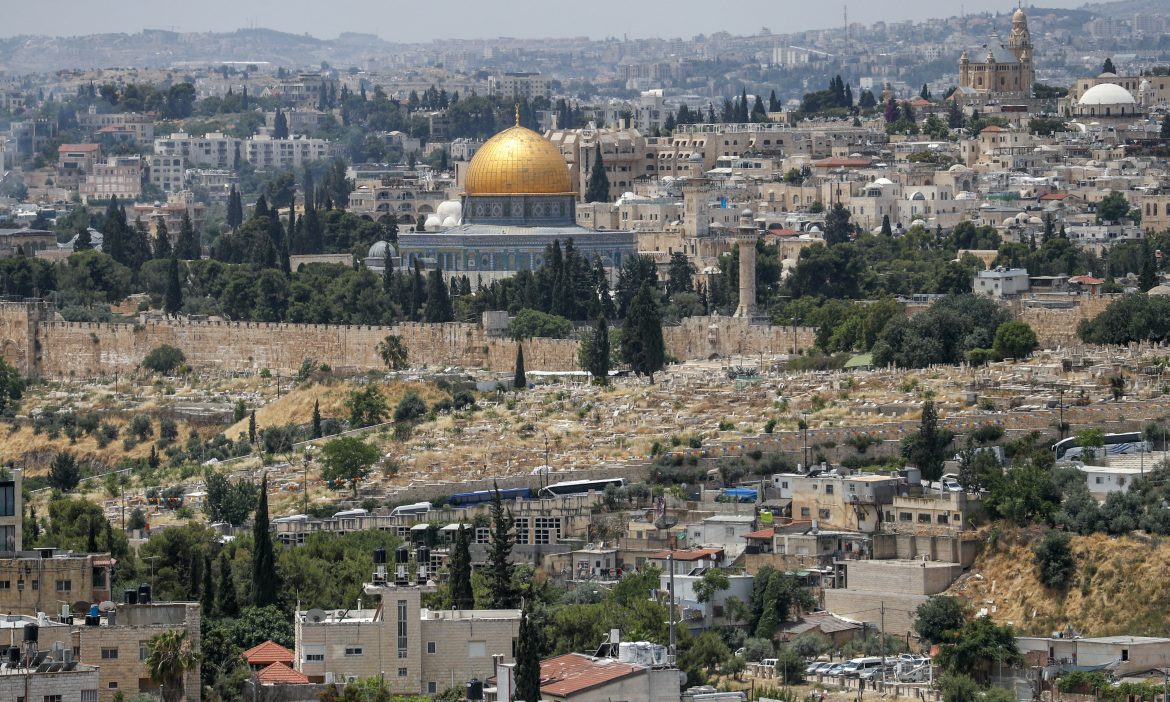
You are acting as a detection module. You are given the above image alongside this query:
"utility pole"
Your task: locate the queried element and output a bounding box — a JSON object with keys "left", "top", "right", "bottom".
{"left": 880, "top": 601, "right": 886, "bottom": 686}
{"left": 668, "top": 553, "right": 677, "bottom": 662}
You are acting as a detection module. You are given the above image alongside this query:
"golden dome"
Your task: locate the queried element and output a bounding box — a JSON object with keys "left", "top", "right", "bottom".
{"left": 464, "top": 125, "right": 573, "bottom": 196}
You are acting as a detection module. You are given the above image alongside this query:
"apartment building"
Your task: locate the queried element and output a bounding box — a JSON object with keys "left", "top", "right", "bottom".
{"left": 0, "top": 550, "right": 115, "bottom": 615}
{"left": 295, "top": 548, "right": 520, "bottom": 695}
{"left": 771, "top": 470, "right": 903, "bottom": 533}
{"left": 488, "top": 72, "right": 552, "bottom": 100}
{"left": 77, "top": 110, "right": 154, "bottom": 143}
{"left": 57, "top": 143, "right": 102, "bottom": 187}
{"left": 80, "top": 157, "right": 143, "bottom": 201}
{"left": 242, "top": 134, "right": 345, "bottom": 169}
{"left": 154, "top": 132, "right": 240, "bottom": 169}
{"left": 130, "top": 197, "right": 207, "bottom": 240}
{"left": 145, "top": 155, "right": 187, "bottom": 193}
{"left": 0, "top": 659, "right": 100, "bottom": 702}
{"left": 69, "top": 601, "right": 201, "bottom": 702}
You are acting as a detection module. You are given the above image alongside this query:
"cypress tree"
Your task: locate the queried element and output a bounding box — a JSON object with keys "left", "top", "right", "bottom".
{"left": 514, "top": 598, "right": 543, "bottom": 702}
{"left": 164, "top": 257, "right": 182, "bottom": 316}
{"left": 424, "top": 267, "right": 453, "bottom": 322}
{"left": 311, "top": 399, "right": 322, "bottom": 439}
{"left": 409, "top": 259, "right": 426, "bottom": 321}
{"left": 153, "top": 219, "right": 172, "bottom": 259}
{"left": 226, "top": 186, "right": 244, "bottom": 229}
{"left": 513, "top": 345, "right": 526, "bottom": 390}
{"left": 449, "top": 524, "right": 474, "bottom": 610}
{"left": 485, "top": 483, "right": 517, "bottom": 609}
{"left": 248, "top": 411, "right": 257, "bottom": 444}
{"left": 175, "top": 210, "right": 200, "bottom": 260}
{"left": 584, "top": 144, "right": 610, "bottom": 203}
{"left": 273, "top": 109, "right": 289, "bottom": 138}
{"left": 251, "top": 473, "right": 279, "bottom": 607}
{"left": 881, "top": 214, "right": 892, "bottom": 236}
{"left": 584, "top": 316, "right": 610, "bottom": 385}
{"left": 102, "top": 195, "right": 126, "bottom": 264}
{"left": 620, "top": 281, "right": 665, "bottom": 383}
{"left": 200, "top": 554, "right": 215, "bottom": 615}
{"left": 216, "top": 552, "right": 238, "bottom": 617}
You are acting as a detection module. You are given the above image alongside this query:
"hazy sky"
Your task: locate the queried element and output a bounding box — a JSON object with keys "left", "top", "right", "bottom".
{"left": 3, "top": 0, "right": 1088, "bottom": 41}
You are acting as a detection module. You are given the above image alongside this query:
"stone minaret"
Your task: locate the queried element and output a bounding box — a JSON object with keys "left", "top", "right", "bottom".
{"left": 733, "top": 209, "right": 759, "bottom": 318}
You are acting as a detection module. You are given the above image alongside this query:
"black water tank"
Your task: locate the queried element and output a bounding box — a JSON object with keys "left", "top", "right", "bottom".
{"left": 125, "top": 588, "right": 138, "bottom": 605}
{"left": 7, "top": 646, "right": 19, "bottom": 664}
{"left": 138, "top": 583, "right": 152, "bottom": 604}
{"left": 466, "top": 678, "right": 484, "bottom": 701}
{"left": 23, "top": 623, "right": 37, "bottom": 644}
{"left": 373, "top": 547, "right": 386, "bottom": 565}
{"left": 416, "top": 546, "right": 430, "bottom": 565}
{"left": 395, "top": 545, "right": 409, "bottom": 564}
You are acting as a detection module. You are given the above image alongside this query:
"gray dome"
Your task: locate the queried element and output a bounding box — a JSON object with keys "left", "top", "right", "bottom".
{"left": 368, "top": 241, "right": 396, "bottom": 259}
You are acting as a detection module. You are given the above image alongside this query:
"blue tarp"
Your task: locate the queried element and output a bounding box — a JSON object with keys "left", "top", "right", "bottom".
{"left": 722, "top": 488, "right": 758, "bottom": 501}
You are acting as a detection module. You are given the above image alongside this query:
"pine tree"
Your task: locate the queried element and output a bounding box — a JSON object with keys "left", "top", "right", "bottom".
{"left": 513, "top": 345, "right": 526, "bottom": 390}
{"left": 485, "top": 483, "right": 517, "bottom": 609}
{"left": 164, "top": 257, "right": 182, "bottom": 316}
{"left": 252, "top": 473, "right": 279, "bottom": 607}
{"left": 153, "top": 219, "right": 172, "bottom": 259}
{"left": 200, "top": 554, "right": 215, "bottom": 615}
{"left": 583, "top": 316, "right": 610, "bottom": 385}
{"left": 585, "top": 144, "right": 610, "bottom": 203}
{"left": 216, "top": 552, "right": 238, "bottom": 618}
{"left": 620, "top": 281, "right": 665, "bottom": 383}
{"left": 449, "top": 524, "right": 474, "bottom": 609}
{"left": 311, "top": 399, "right": 322, "bottom": 439}
{"left": 514, "top": 598, "right": 543, "bottom": 702}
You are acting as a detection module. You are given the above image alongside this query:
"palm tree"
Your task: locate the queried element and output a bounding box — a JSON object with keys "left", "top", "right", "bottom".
{"left": 145, "top": 630, "right": 199, "bottom": 702}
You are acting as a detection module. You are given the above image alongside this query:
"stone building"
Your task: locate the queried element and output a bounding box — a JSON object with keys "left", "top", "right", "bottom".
{"left": 0, "top": 549, "right": 114, "bottom": 614}
{"left": 295, "top": 555, "right": 520, "bottom": 695}
{"left": 958, "top": 6, "right": 1034, "bottom": 98}
{"left": 73, "top": 601, "right": 201, "bottom": 702}
{"left": 0, "top": 660, "right": 101, "bottom": 702}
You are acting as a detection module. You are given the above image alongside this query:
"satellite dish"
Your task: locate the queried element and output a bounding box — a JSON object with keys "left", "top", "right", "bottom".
{"left": 306, "top": 609, "right": 327, "bottom": 623}
{"left": 72, "top": 601, "right": 90, "bottom": 614}
{"left": 98, "top": 601, "right": 116, "bottom": 612}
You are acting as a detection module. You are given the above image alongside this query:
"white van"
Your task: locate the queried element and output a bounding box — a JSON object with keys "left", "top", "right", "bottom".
{"left": 842, "top": 657, "right": 883, "bottom": 677}
{"left": 390, "top": 501, "right": 432, "bottom": 517}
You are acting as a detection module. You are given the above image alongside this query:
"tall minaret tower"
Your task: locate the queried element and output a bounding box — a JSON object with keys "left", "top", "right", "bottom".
{"left": 732, "top": 209, "right": 759, "bottom": 318}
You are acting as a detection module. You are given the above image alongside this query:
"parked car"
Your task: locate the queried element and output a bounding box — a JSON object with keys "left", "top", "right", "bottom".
{"left": 842, "top": 657, "right": 884, "bottom": 678}
{"left": 825, "top": 663, "right": 847, "bottom": 677}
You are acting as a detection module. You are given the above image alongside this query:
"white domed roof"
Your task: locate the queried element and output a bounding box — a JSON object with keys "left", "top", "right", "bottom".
{"left": 368, "top": 240, "right": 395, "bottom": 259}
{"left": 1028, "top": 216, "right": 1043, "bottom": 224}
{"left": 1098, "top": 72, "right": 1118, "bottom": 79}
{"left": 441, "top": 215, "right": 459, "bottom": 227}
{"left": 436, "top": 200, "right": 462, "bottom": 220}
{"left": 948, "top": 164, "right": 970, "bottom": 172}
{"left": 424, "top": 213, "right": 442, "bottom": 231}
{"left": 872, "top": 177, "right": 894, "bottom": 186}
{"left": 1079, "top": 83, "right": 1136, "bottom": 106}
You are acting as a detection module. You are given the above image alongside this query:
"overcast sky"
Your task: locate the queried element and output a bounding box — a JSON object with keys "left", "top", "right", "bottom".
{"left": 3, "top": 1, "right": 1087, "bottom": 41}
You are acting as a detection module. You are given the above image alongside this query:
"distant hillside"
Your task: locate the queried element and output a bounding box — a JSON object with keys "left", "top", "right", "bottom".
{"left": 1081, "top": 0, "right": 1170, "bottom": 19}
{"left": 947, "top": 528, "right": 1170, "bottom": 637}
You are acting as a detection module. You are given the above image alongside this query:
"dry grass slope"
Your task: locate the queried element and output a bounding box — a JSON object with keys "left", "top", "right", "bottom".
{"left": 947, "top": 528, "right": 1170, "bottom": 636}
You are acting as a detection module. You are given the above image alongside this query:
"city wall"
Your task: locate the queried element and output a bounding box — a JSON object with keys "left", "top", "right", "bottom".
{"left": 0, "top": 297, "right": 1111, "bottom": 379}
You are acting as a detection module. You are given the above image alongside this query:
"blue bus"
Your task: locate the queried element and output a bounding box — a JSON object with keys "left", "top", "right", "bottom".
{"left": 447, "top": 487, "right": 532, "bottom": 507}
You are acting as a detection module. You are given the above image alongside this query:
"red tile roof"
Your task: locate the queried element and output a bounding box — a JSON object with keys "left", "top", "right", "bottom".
{"left": 243, "top": 640, "right": 295, "bottom": 666}
{"left": 1039, "top": 192, "right": 1069, "bottom": 200}
{"left": 539, "top": 653, "right": 643, "bottom": 697}
{"left": 648, "top": 547, "right": 723, "bottom": 561}
{"left": 257, "top": 662, "right": 309, "bottom": 685}
{"left": 57, "top": 143, "right": 100, "bottom": 152}
{"left": 744, "top": 527, "right": 775, "bottom": 540}
{"left": 1070, "top": 275, "right": 1104, "bottom": 285}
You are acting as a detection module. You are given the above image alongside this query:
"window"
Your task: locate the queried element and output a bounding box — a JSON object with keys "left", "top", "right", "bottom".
{"left": 1122, "top": 649, "right": 1130, "bottom": 662}
{"left": 397, "top": 599, "right": 408, "bottom": 659}
{"left": 44, "top": 696, "right": 63, "bottom": 702}
{"left": 800, "top": 507, "right": 811, "bottom": 518}
{"left": 899, "top": 512, "right": 913, "bottom": 522}
{"left": 398, "top": 668, "right": 408, "bottom": 678}
{"left": 918, "top": 514, "right": 931, "bottom": 523}
{"left": 345, "top": 647, "right": 363, "bottom": 656}
{"left": 514, "top": 517, "right": 530, "bottom": 545}
{"left": 938, "top": 514, "right": 949, "bottom": 525}
{"left": 0, "top": 481, "right": 14, "bottom": 517}
{"left": 101, "top": 648, "right": 118, "bottom": 660}
{"left": 56, "top": 580, "right": 72, "bottom": 593}
{"left": 82, "top": 693, "right": 99, "bottom": 702}
{"left": 108, "top": 682, "right": 119, "bottom": 689}
{"left": 427, "top": 642, "right": 436, "bottom": 654}
{"left": 306, "top": 652, "right": 324, "bottom": 662}
{"left": 468, "top": 641, "right": 487, "bottom": 658}
{"left": 0, "top": 581, "right": 8, "bottom": 590}
{"left": 825, "top": 484, "right": 834, "bottom": 495}
{"left": 0, "top": 526, "right": 14, "bottom": 552}
{"left": 428, "top": 682, "right": 438, "bottom": 694}
{"left": 818, "top": 509, "right": 831, "bottom": 520}
{"left": 139, "top": 642, "right": 149, "bottom": 661}
{"left": 304, "top": 644, "right": 324, "bottom": 662}
{"left": 534, "top": 517, "right": 561, "bottom": 545}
